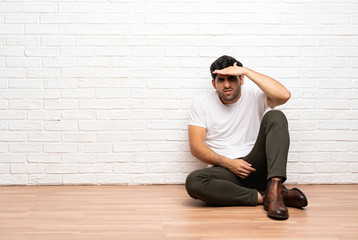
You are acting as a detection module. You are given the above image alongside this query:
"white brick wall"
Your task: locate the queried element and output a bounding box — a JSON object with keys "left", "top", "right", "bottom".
{"left": 0, "top": 0, "right": 357, "bottom": 185}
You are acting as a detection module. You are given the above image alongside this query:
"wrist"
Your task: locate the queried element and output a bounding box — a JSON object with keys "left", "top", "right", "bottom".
{"left": 241, "top": 67, "right": 251, "bottom": 76}
{"left": 218, "top": 155, "right": 232, "bottom": 168}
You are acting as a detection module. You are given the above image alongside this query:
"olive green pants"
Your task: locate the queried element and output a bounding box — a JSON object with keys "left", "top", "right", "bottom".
{"left": 185, "top": 110, "right": 290, "bottom": 206}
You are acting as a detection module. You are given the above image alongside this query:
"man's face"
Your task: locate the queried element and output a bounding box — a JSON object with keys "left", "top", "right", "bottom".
{"left": 212, "top": 74, "right": 243, "bottom": 104}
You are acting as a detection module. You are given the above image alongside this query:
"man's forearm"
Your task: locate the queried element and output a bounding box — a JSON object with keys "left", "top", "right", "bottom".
{"left": 190, "top": 141, "right": 256, "bottom": 179}
{"left": 190, "top": 141, "right": 231, "bottom": 167}
{"left": 243, "top": 67, "right": 291, "bottom": 107}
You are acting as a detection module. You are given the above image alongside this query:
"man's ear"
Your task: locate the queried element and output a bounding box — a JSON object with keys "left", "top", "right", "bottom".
{"left": 212, "top": 79, "right": 217, "bottom": 89}
{"left": 240, "top": 75, "right": 244, "bottom": 85}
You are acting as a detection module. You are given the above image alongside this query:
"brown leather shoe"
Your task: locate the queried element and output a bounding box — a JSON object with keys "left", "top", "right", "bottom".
{"left": 282, "top": 185, "right": 308, "bottom": 208}
{"left": 263, "top": 179, "right": 289, "bottom": 220}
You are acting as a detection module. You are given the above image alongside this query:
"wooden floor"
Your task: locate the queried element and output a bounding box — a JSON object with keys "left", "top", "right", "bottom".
{"left": 0, "top": 185, "right": 357, "bottom": 240}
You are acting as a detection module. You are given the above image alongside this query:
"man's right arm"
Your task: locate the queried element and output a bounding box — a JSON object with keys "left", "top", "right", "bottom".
{"left": 188, "top": 125, "right": 256, "bottom": 179}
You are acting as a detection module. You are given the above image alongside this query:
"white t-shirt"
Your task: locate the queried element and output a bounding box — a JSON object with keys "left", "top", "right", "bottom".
{"left": 188, "top": 81, "right": 269, "bottom": 159}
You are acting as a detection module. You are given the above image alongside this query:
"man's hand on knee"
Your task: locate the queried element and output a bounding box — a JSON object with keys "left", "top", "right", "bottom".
{"left": 224, "top": 159, "right": 256, "bottom": 179}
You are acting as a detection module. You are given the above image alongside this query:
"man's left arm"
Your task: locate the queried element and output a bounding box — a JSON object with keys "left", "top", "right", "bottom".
{"left": 213, "top": 63, "right": 291, "bottom": 108}
{"left": 243, "top": 67, "right": 291, "bottom": 108}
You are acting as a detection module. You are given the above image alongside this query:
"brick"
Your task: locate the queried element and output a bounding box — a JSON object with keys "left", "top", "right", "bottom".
{"left": 61, "top": 111, "right": 95, "bottom": 120}
{"left": 113, "top": 163, "right": 147, "bottom": 174}
{"left": 78, "top": 79, "right": 111, "bottom": 88}
{"left": 316, "top": 142, "right": 350, "bottom": 152}
{"left": 9, "top": 80, "right": 43, "bottom": 89}
{"left": 131, "top": 174, "right": 165, "bottom": 185}
{"left": 0, "top": 79, "right": 8, "bottom": 88}
{"left": 147, "top": 121, "right": 182, "bottom": 130}
{"left": 0, "top": 68, "right": 25, "bottom": 78}
{"left": 112, "top": 121, "right": 146, "bottom": 131}
{"left": 332, "top": 173, "right": 358, "bottom": 184}
{"left": 28, "top": 154, "right": 61, "bottom": 163}
{"left": 25, "top": 24, "right": 59, "bottom": 35}
{"left": 11, "top": 164, "right": 43, "bottom": 174}
{"left": 45, "top": 164, "right": 78, "bottom": 174}
{"left": 62, "top": 153, "right": 96, "bottom": 163}
{"left": 77, "top": 58, "right": 111, "bottom": 67}
{"left": 0, "top": 111, "right": 26, "bottom": 120}
{"left": 96, "top": 153, "right": 130, "bottom": 163}
{"left": 133, "top": 152, "right": 164, "bottom": 163}
{"left": 28, "top": 133, "right": 61, "bottom": 142}
{"left": 61, "top": 89, "right": 95, "bottom": 99}
{"left": 40, "top": 14, "right": 73, "bottom": 24}
{"left": 61, "top": 68, "right": 95, "bottom": 78}
{"left": 10, "top": 143, "right": 42, "bottom": 153}
{"left": 62, "top": 174, "right": 96, "bottom": 185}
{"left": 44, "top": 100, "right": 78, "bottom": 110}
{"left": 95, "top": 89, "right": 130, "bottom": 99}
{"left": 298, "top": 174, "right": 332, "bottom": 184}
{"left": 96, "top": 174, "right": 130, "bottom": 185}
{"left": 79, "top": 121, "right": 112, "bottom": 131}
{"left": 59, "top": 24, "right": 127, "bottom": 35}
{"left": 27, "top": 69, "right": 60, "bottom": 79}
{"left": 9, "top": 121, "right": 42, "bottom": 131}
{"left": 0, "top": 154, "right": 27, "bottom": 163}
{"left": 145, "top": 99, "right": 181, "bottom": 109}
{"left": 61, "top": 47, "right": 95, "bottom": 57}
{"left": 0, "top": 100, "right": 8, "bottom": 110}
{"left": 0, "top": 24, "right": 24, "bottom": 34}
{"left": 0, "top": 175, "right": 27, "bottom": 185}
{"left": 43, "top": 58, "right": 77, "bottom": 68}
{"left": 62, "top": 133, "right": 96, "bottom": 142}
{"left": 165, "top": 47, "right": 198, "bottom": 57}
{"left": 28, "top": 111, "right": 60, "bottom": 121}
{"left": 79, "top": 100, "right": 112, "bottom": 109}
{"left": 25, "top": 47, "right": 58, "bottom": 57}
{"left": 79, "top": 164, "right": 112, "bottom": 173}
{"left": 6, "top": 57, "right": 41, "bottom": 68}
{"left": 131, "top": 131, "right": 166, "bottom": 141}
{"left": 147, "top": 142, "right": 187, "bottom": 152}
{"left": 44, "top": 144, "right": 77, "bottom": 153}
{"left": 0, "top": 164, "right": 10, "bottom": 174}
{"left": 316, "top": 99, "right": 350, "bottom": 110}
{"left": 112, "top": 100, "right": 145, "bottom": 109}
{"left": 300, "top": 110, "right": 333, "bottom": 120}
{"left": 317, "top": 121, "right": 350, "bottom": 130}
{"left": 96, "top": 110, "right": 130, "bottom": 120}
{"left": 28, "top": 175, "right": 62, "bottom": 185}
{"left": 0, "top": 3, "right": 22, "bottom": 13}
{"left": 113, "top": 141, "right": 146, "bottom": 152}
{"left": 44, "top": 121, "right": 78, "bottom": 131}
{"left": 44, "top": 79, "right": 78, "bottom": 89}
{"left": 27, "top": 90, "right": 60, "bottom": 99}
{"left": 334, "top": 153, "right": 358, "bottom": 162}
{"left": 76, "top": 36, "right": 111, "bottom": 46}
{"left": 6, "top": 36, "right": 40, "bottom": 46}
{"left": 95, "top": 47, "right": 130, "bottom": 56}
{"left": 78, "top": 143, "right": 112, "bottom": 153}
{"left": 289, "top": 142, "right": 315, "bottom": 152}
{"left": 22, "top": 3, "right": 57, "bottom": 13}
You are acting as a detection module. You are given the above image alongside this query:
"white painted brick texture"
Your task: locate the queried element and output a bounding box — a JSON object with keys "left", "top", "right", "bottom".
{"left": 0, "top": 0, "right": 357, "bottom": 185}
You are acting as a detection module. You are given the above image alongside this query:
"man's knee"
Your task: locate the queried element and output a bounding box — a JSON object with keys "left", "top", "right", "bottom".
{"left": 263, "top": 110, "right": 288, "bottom": 127}
{"left": 185, "top": 170, "right": 205, "bottom": 199}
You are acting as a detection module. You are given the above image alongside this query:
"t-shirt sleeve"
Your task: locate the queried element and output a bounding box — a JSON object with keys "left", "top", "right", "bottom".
{"left": 249, "top": 81, "right": 269, "bottom": 112}
{"left": 188, "top": 96, "right": 207, "bottom": 128}
{"left": 258, "top": 89, "right": 269, "bottom": 111}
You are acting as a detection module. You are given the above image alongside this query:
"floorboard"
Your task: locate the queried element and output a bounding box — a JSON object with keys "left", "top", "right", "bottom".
{"left": 0, "top": 185, "right": 357, "bottom": 240}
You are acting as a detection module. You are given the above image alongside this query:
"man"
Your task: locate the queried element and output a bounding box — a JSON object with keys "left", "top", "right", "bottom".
{"left": 185, "top": 55, "right": 307, "bottom": 220}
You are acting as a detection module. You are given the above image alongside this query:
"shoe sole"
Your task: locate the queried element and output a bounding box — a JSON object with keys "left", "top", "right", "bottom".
{"left": 267, "top": 212, "right": 289, "bottom": 220}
